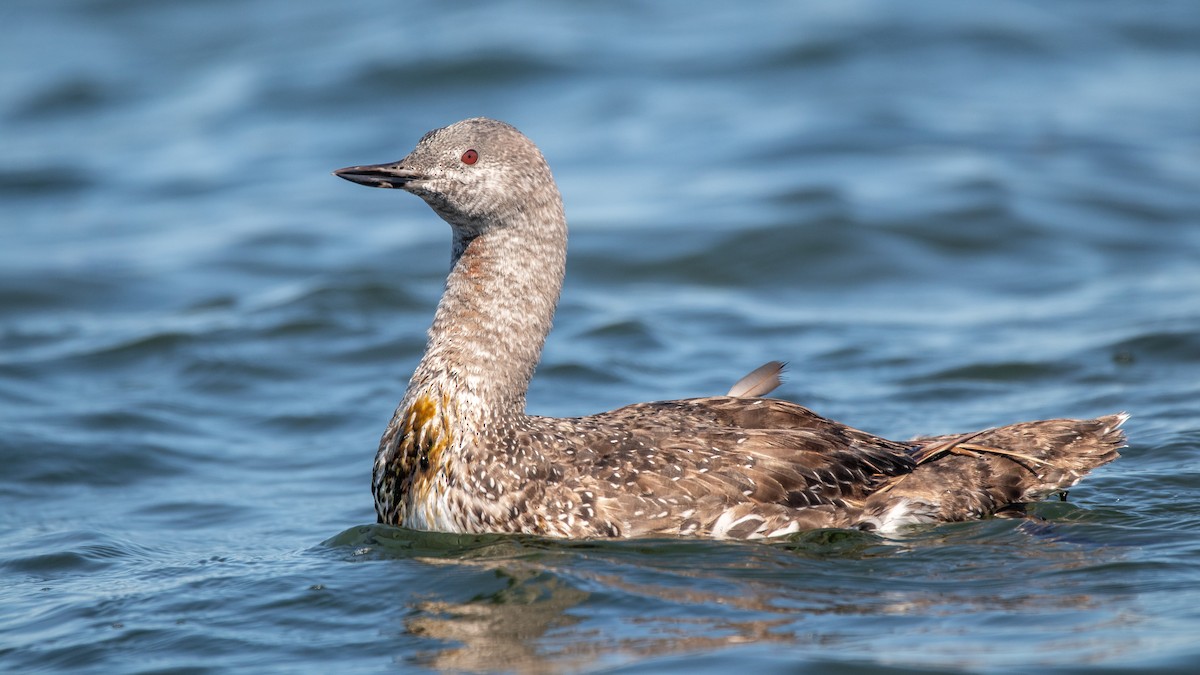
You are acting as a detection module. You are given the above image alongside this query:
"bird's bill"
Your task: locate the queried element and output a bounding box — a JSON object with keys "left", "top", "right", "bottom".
{"left": 333, "top": 162, "right": 420, "bottom": 189}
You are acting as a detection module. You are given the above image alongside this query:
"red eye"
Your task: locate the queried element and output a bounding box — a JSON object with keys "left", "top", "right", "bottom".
{"left": 461, "top": 149, "right": 478, "bottom": 165}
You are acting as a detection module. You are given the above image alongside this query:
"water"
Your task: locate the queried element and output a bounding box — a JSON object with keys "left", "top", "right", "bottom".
{"left": 2, "top": 0, "right": 1199, "bottom": 672}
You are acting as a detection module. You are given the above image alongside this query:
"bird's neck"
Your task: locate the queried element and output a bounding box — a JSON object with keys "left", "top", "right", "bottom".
{"left": 406, "top": 202, "right": 567, "bottom": 418}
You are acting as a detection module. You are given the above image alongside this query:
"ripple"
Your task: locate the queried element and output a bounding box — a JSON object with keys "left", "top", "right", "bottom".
{"left": 908, "top": 360, "right": 1078, "bottom": 384}
{"left": 1, "top": 530, "right": 160, "bottom": 577}
{"left": 0, "top": 164, "right": 97, "bottom": 197}
{"left": 1109, "top": 330, "right": 1200, "bottom": 365}
{"left": 348, "top": 51, "right": 568, "bottom": 94}
{"left": 2, "top": 435, "right": 190, "bottom": 490}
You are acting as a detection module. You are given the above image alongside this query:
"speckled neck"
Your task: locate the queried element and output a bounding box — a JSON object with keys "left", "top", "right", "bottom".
{"left": 406, "top": 186, "right": 568, "bottom": 416}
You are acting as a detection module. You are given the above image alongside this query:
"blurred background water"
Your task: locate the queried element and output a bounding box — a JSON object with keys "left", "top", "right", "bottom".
{"left": 2, "top": 0, "right": 1199, "bottom": 672}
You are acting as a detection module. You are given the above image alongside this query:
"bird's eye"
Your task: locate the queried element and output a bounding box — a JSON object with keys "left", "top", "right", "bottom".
{"left": 461, "top": 149, "right": 479, "bottom": 165}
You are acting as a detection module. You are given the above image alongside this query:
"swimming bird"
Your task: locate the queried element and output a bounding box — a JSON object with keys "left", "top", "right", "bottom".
{"left": 334, "top": 117, "right": 1125, "bottom": 538}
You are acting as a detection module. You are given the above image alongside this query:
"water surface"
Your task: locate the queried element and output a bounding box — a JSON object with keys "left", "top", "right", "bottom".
{"left": 3, "top": 1, "right": 1199, "bottom": 672}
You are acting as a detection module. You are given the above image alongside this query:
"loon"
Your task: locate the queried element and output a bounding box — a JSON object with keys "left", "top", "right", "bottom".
{"left": 334, "top": 117, "right": 1125, "bottom": 539}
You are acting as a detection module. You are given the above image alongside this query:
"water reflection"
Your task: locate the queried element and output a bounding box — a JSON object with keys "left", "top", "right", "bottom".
{"left": 336, "top": 524, "right": 1126, "bottom": 673}
{"left": 405, "top": 569, "right": 590, "bottom": 672}
{"left": 401, "top": 564, "right": 800, "bottom": 673}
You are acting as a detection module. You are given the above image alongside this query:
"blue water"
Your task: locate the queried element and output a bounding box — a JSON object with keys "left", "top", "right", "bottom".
{"left": 3, "top": 1, "right": 1199, "bottom": 672}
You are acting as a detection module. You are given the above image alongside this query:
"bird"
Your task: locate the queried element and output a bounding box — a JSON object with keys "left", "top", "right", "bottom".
{"left": 334, "top": 117, "right": 1125, "bottom": 539}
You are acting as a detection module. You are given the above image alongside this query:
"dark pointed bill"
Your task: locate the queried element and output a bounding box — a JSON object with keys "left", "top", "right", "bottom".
{"left": 333, "top": 162, "right": 420, "bottom": 189}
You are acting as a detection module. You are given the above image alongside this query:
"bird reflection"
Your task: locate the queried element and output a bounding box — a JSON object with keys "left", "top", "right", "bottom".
{"left": 402, "top": 564, "right": 800, "bottom": 673}
{"left": 359, "top": 525, "right": 1116, "bottom": 673}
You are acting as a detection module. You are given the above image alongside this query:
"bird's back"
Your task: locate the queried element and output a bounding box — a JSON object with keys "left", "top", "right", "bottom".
{"left": 449, "top": 398, "right": 1126, "bottom": 538}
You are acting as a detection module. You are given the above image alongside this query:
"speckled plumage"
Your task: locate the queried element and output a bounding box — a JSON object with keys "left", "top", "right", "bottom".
{"left": 334, "top": 117, "right": 1126, "bottom": 538}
